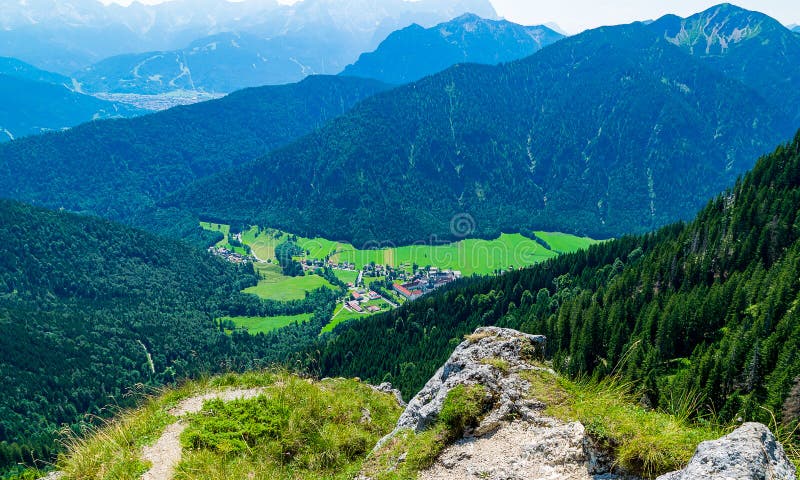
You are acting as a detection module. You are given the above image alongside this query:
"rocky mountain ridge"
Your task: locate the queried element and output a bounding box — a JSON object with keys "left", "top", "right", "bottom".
{"left": 364, "top": 327, "right": 798, "bottom": 480}
{"left": 341, "top": 14, "right": 564, "bottom": 84}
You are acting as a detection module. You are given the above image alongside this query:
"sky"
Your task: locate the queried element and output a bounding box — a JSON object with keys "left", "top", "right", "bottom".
{"left": 98, "top": 0, "right": 800, "bottom": 34}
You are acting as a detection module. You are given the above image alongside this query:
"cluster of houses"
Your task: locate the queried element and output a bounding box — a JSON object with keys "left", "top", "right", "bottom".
{"left": 393, "top": 267, "right": 462, "bottom": 300}
{"left": 345, "top": 289, "right": 384, "bottom": 313}
{"left": 208, "top": 246, "right": 250, "bottom": 264}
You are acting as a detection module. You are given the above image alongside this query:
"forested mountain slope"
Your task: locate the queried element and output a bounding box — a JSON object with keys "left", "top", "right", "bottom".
{"left": 650, "top": 3, "right": 800, "bottom": 125}
{"left": 0, "top": 56, "right": 72, "bottom": 86}
{"left": 316, "top": 132, "right": 800, "bottom": 431}
{"left": 0, "top": 200, "right": 337, "bottom": 473}
{"left": 0, "top": 74, "right": 141, "bottom": 142}
{"left": 341, "top": 14, "right": 564, "bottom": 84}
{"left": 171, "top": 20, "right": 793, "bottom": 245}
{"left": 0, "top": 75, "right": 388, "bottom": 240}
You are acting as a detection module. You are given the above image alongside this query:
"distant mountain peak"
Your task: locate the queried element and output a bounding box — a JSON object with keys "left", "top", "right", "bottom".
{"left": 653, "top": 2, "right": 787, "bottom": 55}
{"left": 544, "top": 22, "right": 569, "bottom": 36}
{"left": 341, "top": 14, "right": 563, "bottom": 84}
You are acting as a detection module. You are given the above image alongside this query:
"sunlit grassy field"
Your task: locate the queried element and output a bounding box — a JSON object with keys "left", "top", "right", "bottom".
{"left": 203, "top": 223, "right": 600, "bottom": 276}
{"left": 244, "top": 263, "right": 334, "bottom": 301}
{"left": 222, "top": 314, "right": 314, "bottom": 335}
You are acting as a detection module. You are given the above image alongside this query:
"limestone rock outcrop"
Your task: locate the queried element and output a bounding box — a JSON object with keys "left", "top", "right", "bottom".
{"left": 374, "top": 327, "right": 631, "bottom": 479}
{"left": 657, "top": 422, "right": 797, "bottom": 480}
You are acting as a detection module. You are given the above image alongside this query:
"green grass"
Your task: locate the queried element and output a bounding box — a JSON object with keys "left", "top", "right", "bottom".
{"left": 321, "top": 304, "right": 370, "bottom": 334}
{"left": 177, "top": 374, "right": 401, "bottom": 480}
{"left": 222, "top": 314, "right": 313, "bottom": 335}
{"left": 55, "top": 371, "right": 403, "bottom": 480}
{"left": 533, "top": 231, "right": 602, "bottom": 253}
{"left": 521, "top": 369, "right": 723, "bottom": 478}
{"left": 245, "top": 263, "right": 334, "bottom": 301}
{"left": 199, "top": 222, "right": 247, "bottom": 255}
{"left": 332, "top": 269, "right": 359, "bottom": 285}
{"left": 200, "top": 221, "right": 230, "bottom": 248}
{"left": 241, "top": 227, "right": 285, "bottom": 262}
{"left": 362, "top": 384, "right": 488, "bottom": 480}
{"left": 204, "top": 223, "right": 599, "bottom": 277}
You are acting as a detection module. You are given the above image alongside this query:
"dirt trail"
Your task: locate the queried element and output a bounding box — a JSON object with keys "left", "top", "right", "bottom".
{"left": 140, "top": 388, "right": 265, "bottom": 480}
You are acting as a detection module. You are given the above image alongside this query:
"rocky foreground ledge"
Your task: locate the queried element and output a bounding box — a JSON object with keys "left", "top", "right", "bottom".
{"left": 367, "top": 326, "right": 797, "bottom": 480}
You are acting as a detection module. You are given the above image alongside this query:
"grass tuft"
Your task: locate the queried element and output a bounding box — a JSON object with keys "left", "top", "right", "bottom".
{"left": 363, "top": 383, "right": 489, "bottom": 479}
{"left": 480, "top": 357, "right": 510, "bottom": 374}
{"left": 521, "top": 369, "right": 723, "bottom": 478}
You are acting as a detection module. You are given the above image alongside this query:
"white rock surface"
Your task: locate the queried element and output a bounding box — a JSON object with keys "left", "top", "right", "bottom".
{"left": 420, "top": 420, "right": 623, "bottom": 480}
{"left": 656, "top": 422, "right": 797, "bottom": 480}
{"left": 372, "top": 327, "right": 631, "bottom": 479}
{"left": 395, "top": 326, "right": 547, "bottom": 434}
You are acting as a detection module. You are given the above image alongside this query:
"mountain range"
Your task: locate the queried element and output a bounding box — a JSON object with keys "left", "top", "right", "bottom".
{"left": 3, "top": 3, "right": 800, "bottom": 477}
{"left": 0, "top": 0, "right": 497, "bottom": 76}
{"left": 75, "top": 13, "right": 563, "bottom": 95}
{"left": 168, "top": 5, "right": 799, "bottom": 245}
{"left": 341, "top": 13, "right": 565, "bottom": 84}
{"left": 0, "top": 75, "right": 388, "bottom": 240}
{"left": 2, "top": 4, "right": 797, "bottom": 246}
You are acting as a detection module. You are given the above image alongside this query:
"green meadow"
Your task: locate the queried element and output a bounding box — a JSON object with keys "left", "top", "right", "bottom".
{"left": 534, "top": 231, "right": 601, "bottom": 253}
{"left": 222, "top": 313, "right": 314, "bottom": 335}
{"left": 202, "top": 223, "right": 601, "bottom": 276}
{"left": 244, "top": 263, "right": 335, "bottom": 302}
{"left": 200, "top": 223, "right": 600, "bottom": 334}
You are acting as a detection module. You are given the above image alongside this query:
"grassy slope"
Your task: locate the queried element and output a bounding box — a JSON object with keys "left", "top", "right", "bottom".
{"left": 55, "top": 371, "right": 402, "bottom": 480}
{"left": 51, "top": 367, "right": 739, "bottom": 480}
{"left": 245, "top": 263, "right": 335, "bottom": 302}
{"left": 321, "top": 300, "right": 394, "bottom": 335}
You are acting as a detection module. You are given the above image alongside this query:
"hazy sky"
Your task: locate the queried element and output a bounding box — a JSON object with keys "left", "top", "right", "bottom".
{"left": 99, "top": 0, "right": 800, "bottom": 34}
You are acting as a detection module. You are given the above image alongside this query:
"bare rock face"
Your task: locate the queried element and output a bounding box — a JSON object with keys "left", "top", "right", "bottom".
{"left": 656, "top": 422, "right": 797, "bottom": 480}
{"left": 419, "top": 420, "right": 620, "bottom": 480}
{"left": 394, "top": 326, "right": 547, "bottom": 435}
{"left": 370, "top": 327, "right": 797, "bottom": 480}
{"left": 375, "top": 327, "right": 631, "bottom": 479}
{"left": 371, "top": 382, "right": 406, "bottom": 407}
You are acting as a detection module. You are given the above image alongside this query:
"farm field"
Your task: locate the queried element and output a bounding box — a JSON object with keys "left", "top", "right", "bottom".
{"left": 244, "top": 263, "right": 335, "bottom": 301}
{"left": 222, "top": 313, "right": 314, "bottom": 335}
{"left": 332, "top": 269, "right": 359, "bottom": 285}
{"left": 534, "top": 231, "right": 602, "bottom": 253}
{"left": 201, "top": 223, "right": 600, "bottom": 276}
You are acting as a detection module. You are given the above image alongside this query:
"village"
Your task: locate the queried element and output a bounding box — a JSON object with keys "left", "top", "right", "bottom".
{"left": 207, "top": 245, "right": 251, "bottom": 264}
{"left": 334, "top": 262, "right": 462, "bottom": 316}
{"left": 294, "top": 253, "right": 464, "bottom": 316}
{"left": 206, "top": 228, "right": 464, "bottom": 321}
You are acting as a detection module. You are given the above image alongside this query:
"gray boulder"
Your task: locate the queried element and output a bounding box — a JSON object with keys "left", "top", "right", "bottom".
{"left": 372, "top": 326, "right": 547, "bottom": 453}
{"left": 371, "top": 382, "right": 406, "bottom": 407}
{"left": 657, "top": 422, "right": 797, "bottom": 480}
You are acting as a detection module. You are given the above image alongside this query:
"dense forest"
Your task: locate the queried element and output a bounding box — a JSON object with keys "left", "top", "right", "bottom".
{"left": 0, "top": 75, "right": 388, "bottom": 243}
{"left": 0, "top": 200, "right": 340, "bottom": 475}
{"left": 315, "top": 132, "right": 800, "bottom": 432}
{"left": 170, "top": 18, "right": 796, "bottom": 246}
